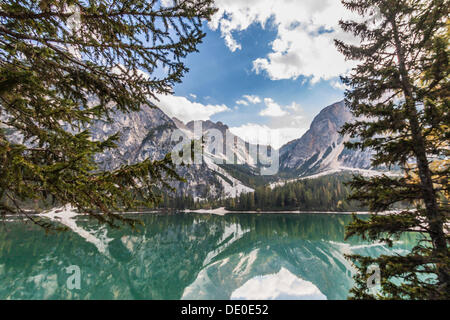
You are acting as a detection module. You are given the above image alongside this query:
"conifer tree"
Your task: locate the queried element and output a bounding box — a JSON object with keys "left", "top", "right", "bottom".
{"left": 0, "top": 0, "right": 216, "bottom": 228}
{"left": 335, "top": 0, "right": 449, "bottom": 299}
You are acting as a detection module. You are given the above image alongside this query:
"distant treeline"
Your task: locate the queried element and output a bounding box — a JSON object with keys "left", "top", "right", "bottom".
{"left": 157, "top": 173, "right": 371, "bottom": 212}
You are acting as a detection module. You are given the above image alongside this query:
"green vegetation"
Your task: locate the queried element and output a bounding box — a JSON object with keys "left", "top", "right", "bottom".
{"left": 336, "top": 0, "right": 449, "bottom": 299}
{"left": 0, "top": 0, "right": 216, "bottom": 228}
{"left": 217, "top": 164, "right": 278, "bottom": 188}
{"left": 157, "top": 173, "right": 371, "bottom": 212}
{"left": 227, "top": 173, "right": 366, "bottom": 212}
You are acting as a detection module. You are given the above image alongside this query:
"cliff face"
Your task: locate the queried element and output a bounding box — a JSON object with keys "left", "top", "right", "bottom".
{"left": 90, "top": 105, "right": 254, "bottom": 199}
{"left": 279, "top": 100, "right": 372, "bottom": 177}
{"left": 88, "top": 99, "right": 375, "bottom": 197}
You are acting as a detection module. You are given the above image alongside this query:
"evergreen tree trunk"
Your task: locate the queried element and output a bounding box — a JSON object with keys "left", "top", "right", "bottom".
{"left": 390, "top": 16, "right": 448, "bottom": 288}
{"left": 335, "top": 0, "right": 449, "bottom": 299}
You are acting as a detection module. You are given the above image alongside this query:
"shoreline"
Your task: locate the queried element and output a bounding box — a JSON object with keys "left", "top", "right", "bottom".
{"left": 3, "top": 207, "right": 398, "bottom": 218}
{"left": 180, "top": 207, "right": 382, "bottom": 216}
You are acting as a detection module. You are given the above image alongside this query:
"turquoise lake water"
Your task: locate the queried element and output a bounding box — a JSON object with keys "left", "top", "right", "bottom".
{"left": 0, "top": 213, "right": 418, "bottom": 300}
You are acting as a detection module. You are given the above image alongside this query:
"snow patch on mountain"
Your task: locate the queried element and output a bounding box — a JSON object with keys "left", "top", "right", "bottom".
{"left": 269, "top": 167, "right": 394, "bottom": 189}
{"left": 203, "top": 155, "right": 254, "bottom": 197}
{"left": 279, "top": 100, "right": 373, "bottom": 177}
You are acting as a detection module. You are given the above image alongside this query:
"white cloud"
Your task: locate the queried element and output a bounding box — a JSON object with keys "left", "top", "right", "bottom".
{"left": 236, "top": 99, "right": 249, "bottom": 106}
{"left": 243, "top": 94, "right": 261, "bottom": 104}
{"left": 189, "top": 93, "right": 197, "bottom": 99}
{"left": 153, "top": 94, "right": 229, "bottom": 123}
{"left": 259, "top": 98, "right": 288, "bottom": 117}
{"left": 285, "top": 102, "right": 301, "bottom": 112}
{"left": 330, "top": 80, "right": 350, "bottom": 91}
{"left": 236, "top": 94, "right": 262, "bottom": 106}
{"left": 209, "top": 0, "right": 359, "bottom": 83}
{"left": 229, "top": 123, "right": 306, "bottom": 149}
{"left": 237, "top": 97, "right": 308, "bottom": 148}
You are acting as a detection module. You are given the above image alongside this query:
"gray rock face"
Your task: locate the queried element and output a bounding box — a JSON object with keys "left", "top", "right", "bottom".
{"left": 3, "top": 97, "right": 377, "bottom": 198}
{"left": 90, "top": 105, "right": 254, "bottom": 199}
{"left": 185, "top": 119, "right": 271, "bottom": 168}
{"left": 89, "top": 100, "right": 375, "bottom": 196}
{"left": 279, "top": 100, "right": 373, "bottom": 177}
{"left": 91, "top": 105, "right": 176, "bottom": 171}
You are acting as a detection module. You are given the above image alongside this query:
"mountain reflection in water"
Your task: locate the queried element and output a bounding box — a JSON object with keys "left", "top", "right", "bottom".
{"left": 0, "top": 213, "right": 419, "bottom": 300}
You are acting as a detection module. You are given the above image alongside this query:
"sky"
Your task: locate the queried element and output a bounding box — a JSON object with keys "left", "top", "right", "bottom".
{"left": 155, "top": 0, "right": 359, "bottom": 149}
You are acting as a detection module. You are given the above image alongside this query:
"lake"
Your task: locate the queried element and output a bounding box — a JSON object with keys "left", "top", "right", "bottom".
{"left": 0, "top": 212, "right": 418, "bottom": 300}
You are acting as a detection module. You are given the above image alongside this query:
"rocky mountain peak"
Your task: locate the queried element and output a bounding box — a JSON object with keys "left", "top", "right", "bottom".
{"left": 279, "top": 100, "right": 372, "bottom": 176}
{"left": 186, "top": 119, "right": 229, "bottom": 135}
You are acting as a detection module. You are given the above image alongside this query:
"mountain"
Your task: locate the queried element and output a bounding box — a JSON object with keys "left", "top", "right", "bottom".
{"left": 184, "top": 119, "right": 269, "bottom": 169}
{"left": 279, "top": 100, "right": 373, "bottom": 177}
{"left": 90, "top": 105, "right": 254, "bottom": 199}
{"left": 3, "top": 98, "right": 378, "bottom": 199}
{"left": 88, "top": 100, "right": 377, "bottom": 199}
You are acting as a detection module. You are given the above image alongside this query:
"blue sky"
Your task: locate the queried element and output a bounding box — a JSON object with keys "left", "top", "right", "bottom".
{"left": 155, "top": 0, "right": 357, "bottom": 148}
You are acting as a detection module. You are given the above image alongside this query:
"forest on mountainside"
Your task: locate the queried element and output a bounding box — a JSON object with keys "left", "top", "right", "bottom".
{"left": 157, "top": 173, "right": 386, "bottom": 212}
